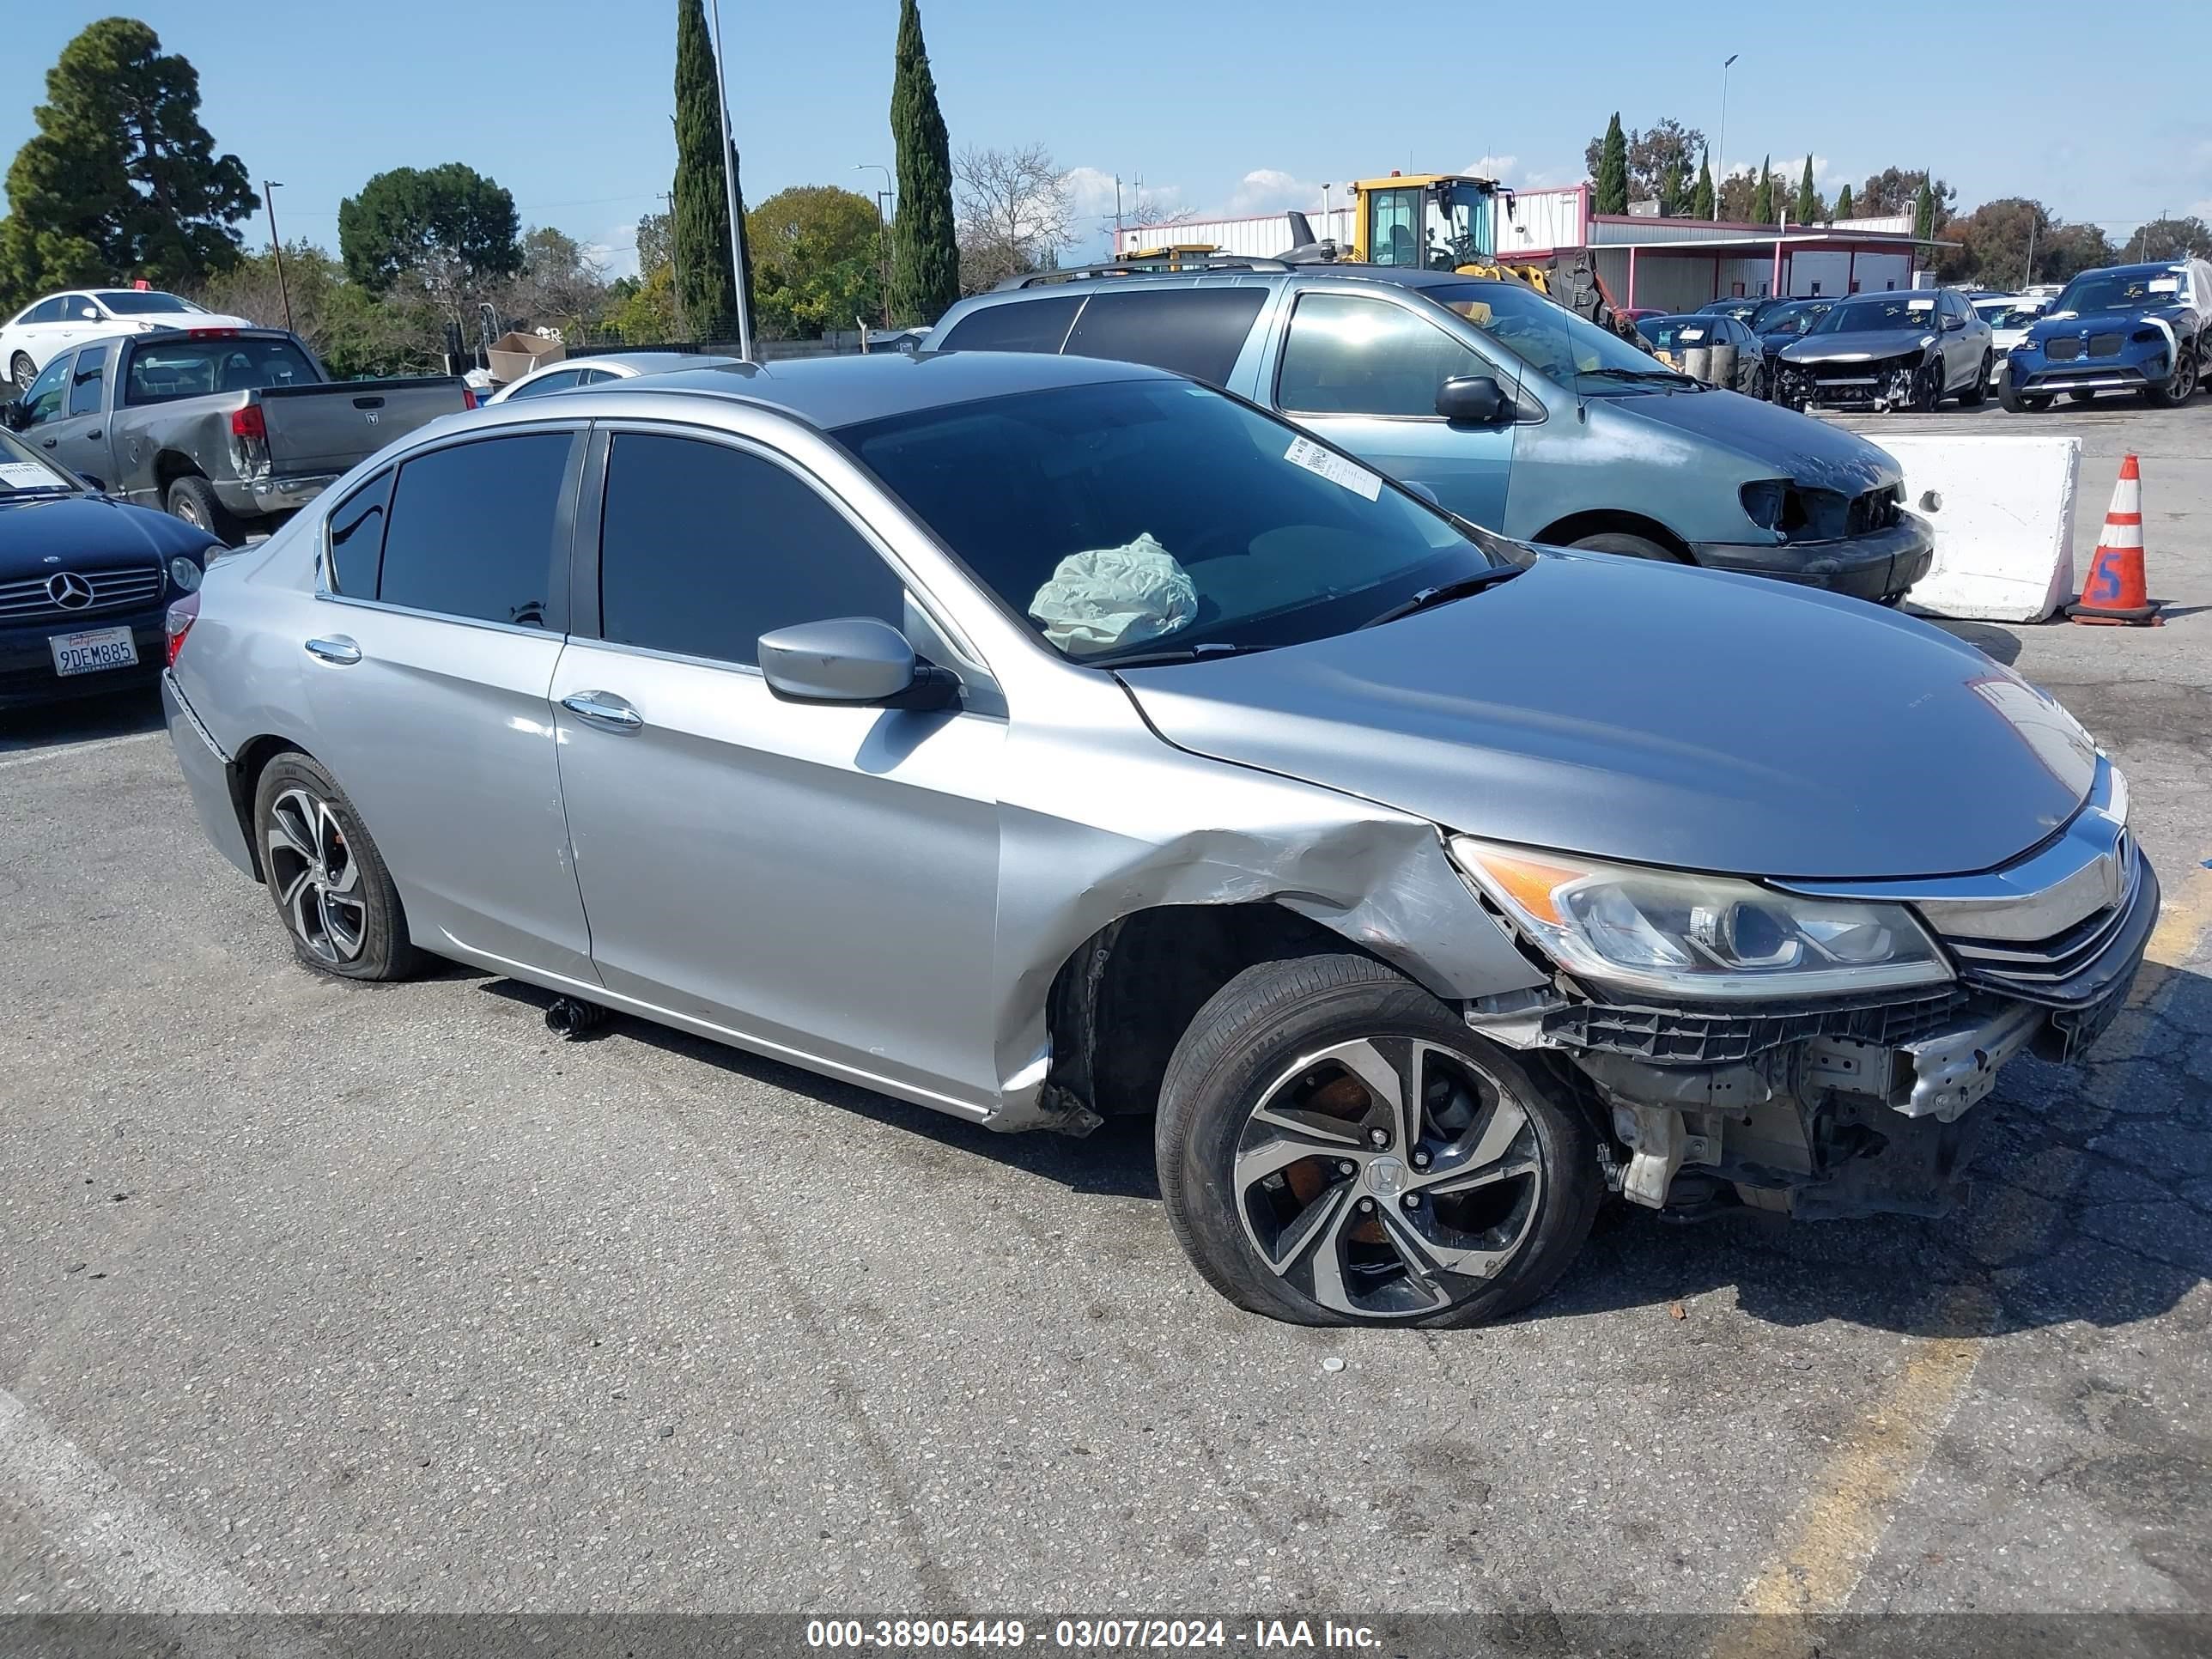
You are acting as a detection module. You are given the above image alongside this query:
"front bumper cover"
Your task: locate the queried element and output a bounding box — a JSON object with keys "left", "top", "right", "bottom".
{"left": 1692, "top": 514, "right": 1934, "bottom": 603}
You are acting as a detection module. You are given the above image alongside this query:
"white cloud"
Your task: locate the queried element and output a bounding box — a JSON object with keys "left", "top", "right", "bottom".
{"left": 1461, "top": 155, "right": 1520, "bottom": 183}
{"left": 1223, "top": 167, "right": 1324, "bottom": 216}
{"left": 1063, "top": 164, "right": 1188, "bottom": 230}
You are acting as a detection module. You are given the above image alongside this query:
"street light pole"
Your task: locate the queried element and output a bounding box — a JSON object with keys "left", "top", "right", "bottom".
{"left": 855, "top": 163, "right": 894, "bottom": 329}
{"left": 261, "top": 180, "right": 293, "bottom": 333}
{"left": 1716, "top": 54, "right": 1738, "bottom": 222}
{"left": 705, "top": 0, "right": 752, "bottom": 361}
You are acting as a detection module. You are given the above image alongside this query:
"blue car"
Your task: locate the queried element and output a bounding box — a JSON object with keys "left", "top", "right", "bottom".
{"left": 2002, "top": 259, "right": 2211, "bottom": 410}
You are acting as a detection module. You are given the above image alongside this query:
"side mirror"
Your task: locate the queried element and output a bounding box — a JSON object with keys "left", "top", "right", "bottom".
{"left": 1941, "top": 313, "right": 1965, "bottom": 331}
{"left": 0, "top": 400, "right": 25, "bottom": 432}
{"left": 757, "top": 616, "right": 959, "bottom": 711}
{"left": 1435, "top": 374, "right": 1510, "bottom": 425}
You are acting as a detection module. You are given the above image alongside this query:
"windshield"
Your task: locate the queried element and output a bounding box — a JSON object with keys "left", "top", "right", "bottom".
{"left": 834, "top": 378, "right": 1505, "bottom": 665}
{"left": 94, "top": 290, "right": 199, "bottom": 316}
{"left": 1811, "top": 295, "right": 1941, "bottom": 334}
{"left": 1424, "top": 282, "right": 1694, "bottom": 394}
{"left": 1701, "top": 300, "right": 1762, "bottom": 323}
{"left": 0, "top": 428, "right": 81, "bottom": 494}
{"left": 2053, "top": 270, "right": 2182, "bottom": 313}
{"left": 1759, "top": 301, "right": 1831, "bottom": 337}
{"left": 124, "top": 336, "right": 318, "bottom": 404}
{"left": 1639, "top": 317, "right": 1728, "bottom": 352}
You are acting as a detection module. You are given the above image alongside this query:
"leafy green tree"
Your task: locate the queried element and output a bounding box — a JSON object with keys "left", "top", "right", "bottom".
{"left": 607, "top": 262, "right": 681, "bottom": 344}
{"left": 1833, "top": 184, "right": 1854, "bottom": 218}
{"left": 1752, "top": 157, "right": 1775, "bottom": 225}
{"left": 1912, "top": 178, "right": 1936, "bottom": 242}
{"left": 1595, "top": 114, "right": 1629, "bottom": 215}
{"left": 1718, "top": 167, "right": 1759, "bottom": 222}
{"left": 890, "top": 0, "right": 958, "bottom": 324}
{"left": 635, "top": 211, "right": 673, "bottom": 278}
{"left": 1858, "top": 167, "right": 1953, "bottom": 229}
{"left": 1691, "top": 152, "right": 1715, "bottom": 221}
{"left": 0, "top": 18, "right": 255, "bottom": 308}
{"left": 337, "top": 163, "right": 522, "bottom": 325}
{"left": 1583, "top": 116, "right": 1705, "bottom": 211}
{"left": 2127, "top": 216, "right": 2212, "bottom": 260}
{"left": 748, "top": 185, "right": 884, "bottom": 337}
{"left": 672, "top": 0, "right": 753, "bottom": 339}
{"left": 1794, "top": 155, "right": 1821, "bottom": 222}
{"left": 193, "top": 243, "right": 443, "bottom": 379}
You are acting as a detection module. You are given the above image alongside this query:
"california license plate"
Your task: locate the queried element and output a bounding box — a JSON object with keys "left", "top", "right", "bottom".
{"left": 50, "top": 625, "right": 138, "bottom": 677}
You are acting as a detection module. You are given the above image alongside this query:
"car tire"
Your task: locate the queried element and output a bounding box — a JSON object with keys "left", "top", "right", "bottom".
{"left": 166, "top": 475, "right": 244, "bottom": 547}
{"left": 9, "top": 352, "right": 33, "bottom": 391}
{"left": 2000, "top": 381, "right": 2050, "bottom": 414}
{"left": 1958, "top": 354, "right": 1991, "bottom": 407}
{"left": 1567, "top": 531, "right": 1678, "bottom": 562}
{"left": 252, "top": 753, "right": 422, "bottom": 982}
{"left": 1154, "top": 953, "right": 1601, "bottom": 1328}
{"left": 1916, "top": 361, "right": 1946, "bottom": 411}
{"left": 2146, "top": 343, "right": 2201, "bottom": 407}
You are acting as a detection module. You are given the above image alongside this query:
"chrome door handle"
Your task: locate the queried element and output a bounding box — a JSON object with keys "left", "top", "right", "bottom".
{"left": 561, "top": 690, "right": 643, "bottom": 731}
{"left": 304, "top": 635, "right": 361, "bottom": 665}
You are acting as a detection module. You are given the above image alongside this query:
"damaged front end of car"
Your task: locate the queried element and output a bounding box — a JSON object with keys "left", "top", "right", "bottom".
{"left": 1453, "top": 758, "right": 2154, "bottom": 1221}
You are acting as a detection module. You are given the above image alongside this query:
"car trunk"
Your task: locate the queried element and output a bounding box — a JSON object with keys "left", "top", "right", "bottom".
{"left": 258, "top": 377, "right": 469, "bottom": 478}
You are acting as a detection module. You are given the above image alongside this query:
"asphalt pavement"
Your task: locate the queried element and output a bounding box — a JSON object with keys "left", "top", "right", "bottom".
{"left": 1, "top": 399, "right": 2207, "bottom": 1643}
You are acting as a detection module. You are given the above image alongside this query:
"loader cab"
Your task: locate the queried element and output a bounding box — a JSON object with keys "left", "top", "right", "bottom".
{"left": 1354, "top": 175, "right": 1502, "bottom": 271}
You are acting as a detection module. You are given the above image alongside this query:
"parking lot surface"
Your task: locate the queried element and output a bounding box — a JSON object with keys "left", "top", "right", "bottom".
{"left": 2, "top": 403, "right": 2208, "bottom": 1627}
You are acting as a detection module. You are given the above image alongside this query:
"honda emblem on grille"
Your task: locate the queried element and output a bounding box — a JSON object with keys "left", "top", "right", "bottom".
{"left": 46, "top": 571, "right": 94, "bottom": 610}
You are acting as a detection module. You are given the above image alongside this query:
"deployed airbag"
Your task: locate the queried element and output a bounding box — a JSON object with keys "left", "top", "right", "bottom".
{"left": 1028, "top": 533, "right": 1198, "bottom": 655}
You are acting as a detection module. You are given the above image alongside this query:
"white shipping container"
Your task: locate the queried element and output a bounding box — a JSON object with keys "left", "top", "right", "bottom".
{"left": 1113, "top": 208, "right": 1351, "bottom": 260}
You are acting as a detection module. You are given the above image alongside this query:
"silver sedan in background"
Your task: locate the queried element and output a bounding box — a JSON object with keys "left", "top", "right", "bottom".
{"left": 482, "top": 349, "right": 740, "bottom": 404}
{"left": 159, "top": 353, "right": 2154, "bottom": 1327}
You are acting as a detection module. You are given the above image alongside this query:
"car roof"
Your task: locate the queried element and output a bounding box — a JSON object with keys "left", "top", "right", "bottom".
{"left": 2083, "top": 261, "right": 2188, "bottom": 280}
{"left": 599, "top": 349, "right": 1171, "bottom": 429}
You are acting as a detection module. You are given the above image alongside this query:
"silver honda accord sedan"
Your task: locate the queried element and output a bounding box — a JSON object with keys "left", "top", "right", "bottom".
{"left": 161, "top": 350, "right": 2156, "bottom": 1327}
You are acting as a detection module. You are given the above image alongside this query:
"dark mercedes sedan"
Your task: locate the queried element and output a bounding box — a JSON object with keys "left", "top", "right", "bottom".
{"left": 0, "top": 428, "right": 222, "bottom": 709}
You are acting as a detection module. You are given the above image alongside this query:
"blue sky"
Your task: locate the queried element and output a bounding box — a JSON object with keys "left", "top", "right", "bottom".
{"left": 4, "top": 0, "right": 2207, "bottom": 280}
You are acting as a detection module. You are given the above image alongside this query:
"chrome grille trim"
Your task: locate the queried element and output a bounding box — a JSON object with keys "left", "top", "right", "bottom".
{"left": 0, "top": 564, "right": 164, "bottom": 621}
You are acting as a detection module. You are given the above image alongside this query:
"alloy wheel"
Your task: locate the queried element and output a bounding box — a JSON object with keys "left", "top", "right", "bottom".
{"left": 264, "top": 787, "right": 368, "bottom": 964}
{"left": 9, "top": 353, "right": 32, "bottom": 391}
{"left": 1233, "top": 1036, "right": 1544, "bottom": 1320}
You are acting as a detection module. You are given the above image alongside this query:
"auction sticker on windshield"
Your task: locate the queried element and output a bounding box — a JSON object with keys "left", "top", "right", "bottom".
{"left": 1285, "top": 435, "right": 1382, "bottom": 501}
{"left": 0, "top": 463, "right": 57, "bottom": 489}
{"left": 50, "top": 626, "right": 137, "bottom": 677}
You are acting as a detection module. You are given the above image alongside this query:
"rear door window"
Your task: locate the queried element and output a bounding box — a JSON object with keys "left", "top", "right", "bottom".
{"left": 936, "top": 295, "right": 1083, "bottom": 356}
{"left": 596, "top": 431, "right": 902, "bottom": 666}
{"left": 375, "top": 433, "right": 574, "bottom": 628}
{"left": 325, "top": 470, "right": 396, "bottom": 598}
{"left": 67, "top": 346, "right": 106, "bottom": 416}
{"left": 1060, "top": 288, "right": 1268, "bottom": 386}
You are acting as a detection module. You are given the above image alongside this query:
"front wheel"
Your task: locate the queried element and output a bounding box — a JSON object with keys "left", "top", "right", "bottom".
{"left": 1155, "top": 955, "right": 1601, "bottom": 1327}
{"left": 8, "top": 352, "right": 33, "bottom": 391}
{"left": 253, "top": 753, "right": 422, "bottom": 981}
{"left": 1568, "top": 531, "right": 1678, "bottom": 562}
{"left": 1958, "top": 353, "right": 1991, "bottom": 407}
{"left": 1915, "top": 360, "right": 1947, "bottom": 411}
{"left": 2147, "top": 343, "right": 2201, "bottom": 407}
{"left": 2000, "top": 380, "right": 2051, "bottom": 414}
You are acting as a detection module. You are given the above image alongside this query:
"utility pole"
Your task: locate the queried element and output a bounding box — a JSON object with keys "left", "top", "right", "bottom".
{"left": 262, "top": 180, "right": 293, "bottom": 332}
{"left": 658, "top": 188, "right": 684, "bottom": 338}
{"left": 2023, "top": 218, "right": 2037, "bottom": 289}
{"left": 855, "top": 165, "right": 894, "bottom": 330}
{"left": 1716, "top": 54, "right": 1738, "bottom": 222}
{"left": 706, "top": 0, "right": 752, "bottom": 361}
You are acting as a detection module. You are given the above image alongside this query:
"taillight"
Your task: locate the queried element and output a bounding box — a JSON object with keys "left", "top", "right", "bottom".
{"left": 187, "top": 327, "right": 240, "bottom": 340}
{"left": 461, "top": 386, "right": 478, "bottom": 410}
{"left": 229, "top": 404, "right": 267, "bottom": 441}
{"left": 165, "top": 592, "right": 199, "bottom": 667}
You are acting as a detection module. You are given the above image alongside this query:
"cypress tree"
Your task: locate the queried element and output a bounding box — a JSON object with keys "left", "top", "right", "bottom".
{"left": 1595, "top": 113, "right": 1629, "bottom": 215}
{"left": 1794, "top": 155, "right": 1818, "bottom": 222}
{"left": 889, "top": 0, "right": 957, "bottom": 325}
{"left": 1912, "top": 177, "right": 1936, "bottom": 242}
{"left": 1752, "top": 156, "right": 1774, "bottom": 225}
{"left": 672, "top": 0, "right": 752, "bottom": 340}
{"left": 1692, "top": 151, "right": 1715, "bottom": 221}
{"left": 1834, "top": 183, "right": 1854, "bottom": 219}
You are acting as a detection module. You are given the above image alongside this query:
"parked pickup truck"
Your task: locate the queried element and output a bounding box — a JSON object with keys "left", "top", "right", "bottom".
{"left": 1, "top": 325, "right": 470, "bottom": 543}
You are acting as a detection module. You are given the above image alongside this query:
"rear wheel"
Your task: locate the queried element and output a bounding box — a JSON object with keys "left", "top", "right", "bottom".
{"left": 252, "top": 753, "right": 421, "bottom": 982}
{"left": 1568, "top": 531, "right": 1678, "bottom": 562}
{"left": 8, "top": 352, "right": 33, "bottom": 391}
{"left": 166, "top": 475, "right": 245, "bottom": 547}
{"left": 1958, "top": 353, "right": 1991, "bottom": 407}
{"left": 1155, "top": 954, "right": 1601, "bottom": 1328}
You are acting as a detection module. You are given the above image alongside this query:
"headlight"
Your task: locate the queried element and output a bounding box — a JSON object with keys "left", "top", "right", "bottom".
{"left": 1738, "top": 479, "right": 1788, "bottom": 530}
{"left": 1448, "top": 836, "right": 1952, "bottom": 1000}
{"left": 168, "top": 556, "right": 203, "bottom": 592}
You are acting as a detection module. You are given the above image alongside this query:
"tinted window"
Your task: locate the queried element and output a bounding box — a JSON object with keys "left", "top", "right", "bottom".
{"left": 378, "top": 434, "right": 572, "bottom": 626}
{"left": 21, "top": 353, "right": 70, "bottom": 426}
{"left": 22, "top": 297, "right": 70, "bottom": 325}
{"left": 598, "top": 433, "right": 902, "bottom": 665}
{"left": 1060, "top": 289, "right": 1267, "bottom": 386}
{"left": 67, "top": 346, "right": 106, "bottom": 416}
{"left": 325, "top": 470, "right": 395, "bottom": 598}
{"left": 506, "top": 367, "right": 584, "bottom": 398}
{"left": 92, "top": 290, "right": 195, "bottom": 315}
{"left": 1277, "top": 294, "right": 1488, "bottom": 416}
{"left": 937, "top": 295, "right": 1083, "bottom": 356}
{"left": 125, "top": 337, "right": 318, "bottom": 404}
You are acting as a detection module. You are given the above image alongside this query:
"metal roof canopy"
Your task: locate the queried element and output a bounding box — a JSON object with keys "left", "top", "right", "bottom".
{"left": 1594, "top": 231, "right": 1961, "bottom": 252}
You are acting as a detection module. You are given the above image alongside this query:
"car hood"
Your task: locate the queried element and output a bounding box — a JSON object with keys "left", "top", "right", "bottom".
{"left": 1594, "top": 384, "right": 1899, "bottom": 495}
{"left": 2023, "top": 304, "right": 2190, "bottom": 343}
{"left": 1116, "top": 553, "right": 2096, "bottom": 881}
{"left": 1778, "top": 329, "right": 1938, "bottom": 366}
{"left": 0, "top": 492, "right": 213, "bottom": 577}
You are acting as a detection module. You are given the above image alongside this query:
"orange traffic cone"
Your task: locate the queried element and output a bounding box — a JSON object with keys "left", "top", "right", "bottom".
{"left": 2067, "top": 454, "right": 2160, "bottom": 626}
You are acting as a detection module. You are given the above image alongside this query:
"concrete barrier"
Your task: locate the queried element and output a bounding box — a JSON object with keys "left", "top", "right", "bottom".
{"left": 1876, "top": 434, "right": 2081, "bottom": 623}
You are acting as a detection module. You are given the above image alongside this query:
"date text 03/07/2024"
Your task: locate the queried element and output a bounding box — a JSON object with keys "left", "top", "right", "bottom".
{"left": 804, "top": 1619, "right": 1384, "bottom": 1650}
